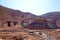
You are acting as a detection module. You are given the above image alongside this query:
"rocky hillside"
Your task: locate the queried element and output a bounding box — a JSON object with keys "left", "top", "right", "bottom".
{"left": 41, "top": 12, "right": 60, "bottom": 20}
{"left": 0, "top": 5, "right": 40, "bottom": 20}
{"left": 0, "top": 5, "right": 60, "bottom": 29}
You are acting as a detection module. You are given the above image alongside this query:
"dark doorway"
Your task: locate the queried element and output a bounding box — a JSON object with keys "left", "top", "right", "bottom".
{"left": 7, "top": 21, "right": 11, "bottom": 27}
{"left": 13, "top": 22, "right": 18, "bottom": 26}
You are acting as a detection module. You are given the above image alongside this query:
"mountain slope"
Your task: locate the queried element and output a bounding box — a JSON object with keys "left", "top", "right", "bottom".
{"left": 0, "top": 5, "right": 40, "bottom": 20}
{"left": 41, "top": 12, "right": 60, "bottom": 20}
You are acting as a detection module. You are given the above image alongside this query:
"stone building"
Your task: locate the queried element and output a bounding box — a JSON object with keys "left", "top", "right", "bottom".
{"left": 0, "top": 16, "right": 21, "bottom": 28}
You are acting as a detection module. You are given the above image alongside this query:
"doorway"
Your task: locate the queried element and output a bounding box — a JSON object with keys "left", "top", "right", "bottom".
{"left": 7, "top": 21, "right": 11, "bottom": 27}
{"left": 13, "top": 22, "right": 18, "bottom": 26}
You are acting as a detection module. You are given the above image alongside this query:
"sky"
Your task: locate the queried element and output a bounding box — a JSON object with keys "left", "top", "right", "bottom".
{"left": 0, "top": 0, "right": 60, "bottom": 15}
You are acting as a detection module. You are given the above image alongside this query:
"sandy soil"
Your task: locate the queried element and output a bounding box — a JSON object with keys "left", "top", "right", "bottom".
{"left": 0, "top": 28, "right": 60, "bottom": 40}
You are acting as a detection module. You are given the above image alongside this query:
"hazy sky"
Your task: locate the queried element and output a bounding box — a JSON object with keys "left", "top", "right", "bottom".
{"left": 0, "top": 0, "right": 60, "bottom": 15}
